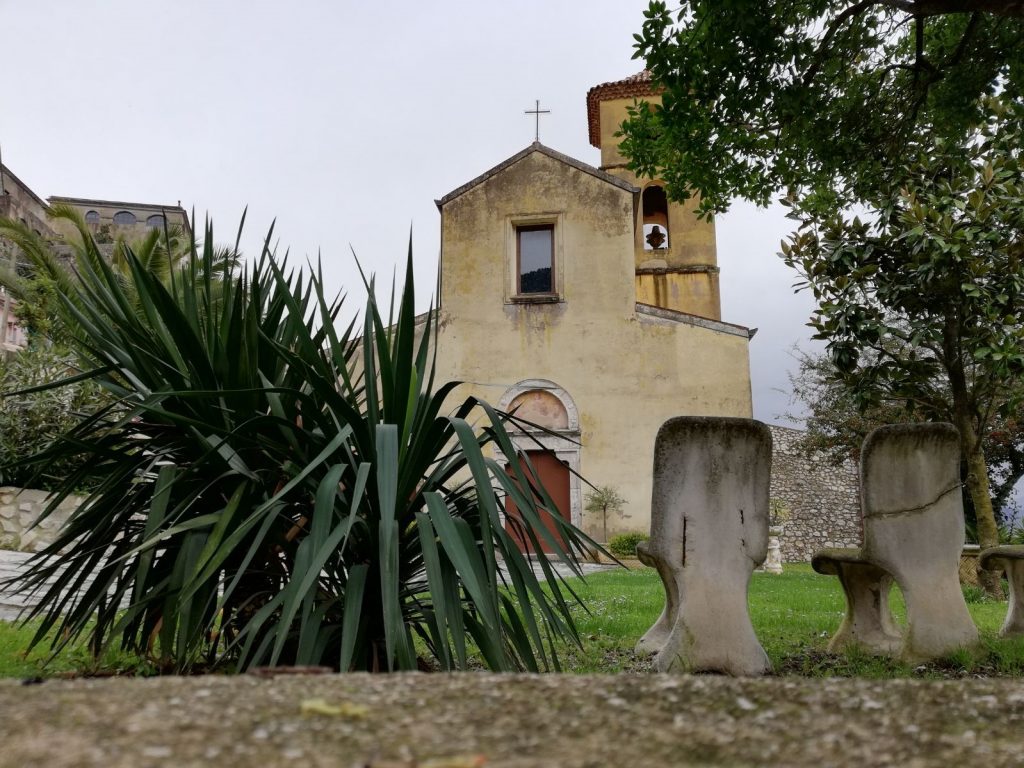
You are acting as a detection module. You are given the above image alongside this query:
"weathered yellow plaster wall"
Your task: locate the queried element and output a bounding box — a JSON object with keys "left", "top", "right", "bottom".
{"left": 435, "top": 148, "right": 752, "bottom": 539}
{"left": 596, "top": 95, "right": 721, "bottom": 319}
{"left": 635, "top": 269, "right": 720, "bottom": 320}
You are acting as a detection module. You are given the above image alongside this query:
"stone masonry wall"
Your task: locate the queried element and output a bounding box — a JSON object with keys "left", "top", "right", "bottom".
{"left": 769, "top": 425, "right": 861, "bottom": 562}
{"left": 0, "top": 487, "right": 82, "bottom": 552}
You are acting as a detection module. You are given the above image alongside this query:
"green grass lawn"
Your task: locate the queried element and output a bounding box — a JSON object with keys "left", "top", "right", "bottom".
{"left": 555, "top": 563, "right": 1024, "bottom": 677}
{"left": 0, "top": 619, "right": 151, "bottom": 679}
{"left": 1, "top": 563, "right": 1021, "bottom": 678}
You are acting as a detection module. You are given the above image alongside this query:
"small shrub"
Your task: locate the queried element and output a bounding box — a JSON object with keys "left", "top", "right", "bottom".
{"left": 608, "top": 531, "right": 649, "bottom": 559}
{"left": 769, "top": 498, "right": 791, "bottom": 526}
{"left": 0, "top": 345, "right": 111, "bottom": 490}
{"left": 1000, "top": 518, "right": 1024, "bottom": 545}
{"left": 962, "top": 584, "right": 990, "bottom": 604}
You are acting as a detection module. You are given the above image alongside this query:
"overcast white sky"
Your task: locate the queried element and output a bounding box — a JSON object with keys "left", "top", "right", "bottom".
{"left": 0, "top": 0, "right": 818, "bottom": 425}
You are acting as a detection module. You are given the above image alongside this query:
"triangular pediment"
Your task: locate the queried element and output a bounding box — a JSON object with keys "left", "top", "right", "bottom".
{"left": 436, "top": 142, "right": 637, "bottom": 209}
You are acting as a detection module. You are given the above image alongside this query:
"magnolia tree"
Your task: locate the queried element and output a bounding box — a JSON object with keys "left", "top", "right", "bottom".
{"left": 620, "top": 1, "right": 1024, "bottom": 215}
{"left": 786, "top": 349, "right": 1024, "bottom": 532}
{"left": 782, "top": 99, "right": 1024, "bottom": 595}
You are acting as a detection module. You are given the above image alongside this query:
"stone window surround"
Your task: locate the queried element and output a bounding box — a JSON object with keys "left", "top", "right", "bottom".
{"left": 497, "top": 378, "right": 582, "bottom": 529}
{"left": 505, "top": 212, "right": 565, "bottom": 304}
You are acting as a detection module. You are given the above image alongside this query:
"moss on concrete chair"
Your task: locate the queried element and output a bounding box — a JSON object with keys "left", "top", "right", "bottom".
{"left": 635, "top": 416, "right": 772, "bottom": 676}
{"left": 979, "top": 545, "right": 1024, "bottom": 638}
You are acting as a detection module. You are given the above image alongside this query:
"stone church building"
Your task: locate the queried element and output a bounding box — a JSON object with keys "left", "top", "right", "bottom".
{"left": 429, "top": 72, "right": 757, "bottom": 542}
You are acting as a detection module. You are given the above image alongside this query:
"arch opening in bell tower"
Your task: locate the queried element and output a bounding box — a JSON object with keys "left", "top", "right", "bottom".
{"left": 642, "top": 185, "right": 670, "bottom": 251}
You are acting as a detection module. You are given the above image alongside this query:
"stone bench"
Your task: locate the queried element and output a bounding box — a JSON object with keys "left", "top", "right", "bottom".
{"left": 812, "top": 424, "right": 979, "bottom": 661}
{"left": 979, "top": 545, "right": 1024, "bottom": 637}
{"left": 635, "top": 416, "right": 772, "bottom": 676}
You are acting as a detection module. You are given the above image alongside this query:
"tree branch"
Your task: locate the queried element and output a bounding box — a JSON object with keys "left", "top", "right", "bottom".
{"left": 945, "top": 12, "right": 982, "bottom": 68}
{"left": 803, "top": 1, "right": 895, "bottom": 87}
{"left": 910, "top": 0, "right": 1024, "bottom": 18}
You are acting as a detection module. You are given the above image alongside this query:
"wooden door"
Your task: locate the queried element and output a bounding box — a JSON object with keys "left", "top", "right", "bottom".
{"left": 504, "top": 451, "right": 571, "bottom": 554}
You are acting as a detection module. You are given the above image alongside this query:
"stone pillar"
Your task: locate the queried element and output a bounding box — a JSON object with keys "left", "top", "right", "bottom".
{"left": 762, "top": 525, "right": 784, "bottom": 575}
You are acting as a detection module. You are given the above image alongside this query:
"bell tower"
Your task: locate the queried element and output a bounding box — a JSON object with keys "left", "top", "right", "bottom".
{"left": 586, "top": 71, "right": 721, "bottom": 320}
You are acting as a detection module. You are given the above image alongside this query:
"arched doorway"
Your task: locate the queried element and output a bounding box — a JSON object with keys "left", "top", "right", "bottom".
{"left": 498, "top": 380, "right": 581, "bottom": 553}
{"left": 504, "top": 450, "right": 571, "bottom": 554}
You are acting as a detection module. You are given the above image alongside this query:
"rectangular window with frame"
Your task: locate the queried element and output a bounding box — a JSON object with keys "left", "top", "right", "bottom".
{"left": 517, "top": 224, "right": 554, "bottom": 294}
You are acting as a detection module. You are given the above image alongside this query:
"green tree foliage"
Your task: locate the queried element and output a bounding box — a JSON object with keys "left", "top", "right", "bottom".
{"left": 620, "top": 1, "right": 1024, "bottom": 215}
{"left": 781, "top": 99, "right": 1024, "bottom": 593}
{"left": 786, "top": 349, "right": 1024, "bottom": 529}
{"left": 0, "top": 345, "right": 112, "bottom": 489}
{"left": 4, "top": 222, "right": 595, "bottom": 673}
{"left": 0, "top": 273, "right": 60, "bottom": 344}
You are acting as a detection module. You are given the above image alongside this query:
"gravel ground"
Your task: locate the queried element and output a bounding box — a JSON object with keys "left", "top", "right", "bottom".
{"left": 1, "top": 672, "right": 1023, "bottom": 767}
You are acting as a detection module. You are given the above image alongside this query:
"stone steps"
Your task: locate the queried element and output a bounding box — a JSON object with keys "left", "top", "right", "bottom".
{"left": 0, "top": 549, "right": 33, "bottom": 621}
{"left": 0, "top": 549, "right": 112, "bottom": 622}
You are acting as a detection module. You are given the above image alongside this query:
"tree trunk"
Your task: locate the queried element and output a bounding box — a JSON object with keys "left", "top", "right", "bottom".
{"left": 943, "top": 312, "right": 1004, "bottom": 598}
{"left": 959, "top": 420, "right": 1005, "bottom": 598}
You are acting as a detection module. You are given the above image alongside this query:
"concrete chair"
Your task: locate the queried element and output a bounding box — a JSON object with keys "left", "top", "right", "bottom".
{"left": 811, "top": 547, "right": 901, "bottom": 654}
{"left": 634, "top": 539, "right": 676, "bottom": 656}
{"left": 979, "top": 545, "right": 1024, "bottom": 637}
{"left": 862, "top": 423, "right": 979, "bottom": 660}
{"left": 813, "top": 424, "right": 980, "bottom": 660}
{"left": 635, "top": 416, "right": 772, "bottom": 676}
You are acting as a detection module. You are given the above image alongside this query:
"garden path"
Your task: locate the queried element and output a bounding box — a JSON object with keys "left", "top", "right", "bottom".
{"left": 0, "top": 548, "right": 30, "bottom": 622}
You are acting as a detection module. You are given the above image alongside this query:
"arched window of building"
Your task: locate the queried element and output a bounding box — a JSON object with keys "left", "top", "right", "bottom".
{"left": 85, "top": 210, "right": 100, "bottom": 224}
{"left": 113, "top": 211, "right": 136, "bottom": 225}
{"left": 508, "top": 389, "right": 569, "bottom": 431}
{"left": 146, "top": 214, "right": 166, "bottom": 228}
{"left": 642, "top": 185, "right": 669, "bottom": 251}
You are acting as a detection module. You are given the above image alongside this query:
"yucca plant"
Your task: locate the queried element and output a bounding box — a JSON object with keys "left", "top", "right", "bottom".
{"left": 0, "top": 205, "right": 238, "bottom": 345}
{"left": 5, "top": 219, "right": 594, "bottom": 673}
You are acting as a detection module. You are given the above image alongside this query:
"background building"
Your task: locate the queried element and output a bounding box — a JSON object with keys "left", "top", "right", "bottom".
{"left": 0, "top": 161, "right": 190, "bottom": 351}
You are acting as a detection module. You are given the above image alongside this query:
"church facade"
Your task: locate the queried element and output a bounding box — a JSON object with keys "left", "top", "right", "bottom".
{"left": 430, "top": 72, "right": 755, "bottom": 541}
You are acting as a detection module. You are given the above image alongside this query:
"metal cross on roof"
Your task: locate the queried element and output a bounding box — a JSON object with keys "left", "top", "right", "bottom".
{"left": 524, "top": 99, "right": 550, "bottom": 142}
